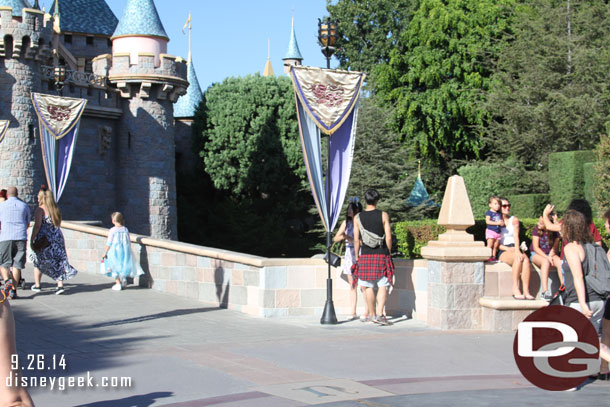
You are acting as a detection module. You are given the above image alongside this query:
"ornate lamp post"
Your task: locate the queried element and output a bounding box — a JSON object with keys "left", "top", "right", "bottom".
{"left": 318, "top": 18, "right": 337, "bottom": 69}
{"left": 318, "top": 17, "right": 339, "bottom": 325}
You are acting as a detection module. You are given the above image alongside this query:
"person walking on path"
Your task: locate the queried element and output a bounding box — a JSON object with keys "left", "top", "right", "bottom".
{"left": 0, "top": 187, "right": 31, "bottom": 299}
{"left": 333, "top": 199, "right": 367, "bottom": 320}
{"left": 352, "top": 189, "right": 394, "bottom": 325}
{"left": 101, "top": 212, "right": 143, "bottom": 291}
{"left": 29, "top": 187, "right": 77, "bottom": 294}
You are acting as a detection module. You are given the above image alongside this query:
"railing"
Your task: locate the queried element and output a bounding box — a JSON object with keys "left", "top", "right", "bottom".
{"left": 41, "top": 65, "right": 106, "bottom": 87}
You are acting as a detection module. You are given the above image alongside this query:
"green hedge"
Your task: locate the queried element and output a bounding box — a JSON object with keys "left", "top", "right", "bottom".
{"left": 583, "top": 162, "right": 596, "bottom": 216}
{"left": 457, "top": 161, "right": 548, "bottom": 218}
{"left": 507, "top": 194, "right": 549, "bottom": 219}
{"left": 393, "top": 217, "right": 610, "bottom": 259}
{"left": 548, "top": 150, "right": 595, "bottom": 213}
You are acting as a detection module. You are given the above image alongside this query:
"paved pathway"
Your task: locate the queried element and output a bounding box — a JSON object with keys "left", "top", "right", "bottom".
{"left": 9, "top": 267, "right": 610, "bottom": 406}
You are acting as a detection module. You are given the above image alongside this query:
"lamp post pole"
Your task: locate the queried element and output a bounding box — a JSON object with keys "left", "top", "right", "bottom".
{"left": 318, "top": 18, "right": 338, "bottom": 325}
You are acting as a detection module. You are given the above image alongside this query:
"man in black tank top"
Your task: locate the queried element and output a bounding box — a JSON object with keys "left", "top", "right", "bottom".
{"left": 353, "top": 189, "right": 395, "bottom": 325}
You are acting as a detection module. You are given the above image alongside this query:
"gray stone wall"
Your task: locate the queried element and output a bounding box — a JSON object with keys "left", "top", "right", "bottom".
{"left": 0, "top": 57, "right": 45, "bottom": 206}
{"left": 174, "top": 119, "right": 198, "bottom": 175}
{"left": 0, "top": 9, "right": 52, "bottom": 207}
{"left": 117, "top": 93, "right": 177, "bottom": 239}
{"left": 59, "top": 116, "right": 118, "bottom": 225}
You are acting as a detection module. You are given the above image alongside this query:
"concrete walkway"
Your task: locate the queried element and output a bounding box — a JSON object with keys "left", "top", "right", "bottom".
{"left": 9, "top": 267, "right": 609, "bottom": 407}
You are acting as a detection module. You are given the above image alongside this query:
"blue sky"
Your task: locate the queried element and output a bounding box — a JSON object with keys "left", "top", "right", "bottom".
{"left": 42, "top": 0, "right": 337, "bottom": 92}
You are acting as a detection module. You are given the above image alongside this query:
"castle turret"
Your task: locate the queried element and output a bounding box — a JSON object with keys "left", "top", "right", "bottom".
{"left": 111, "top": 0, "right": 168, "bottom": 67}
{"left": 282, "top": 16, "right": 303, "bottom": 74}
{"left": 0, "top": 1, "right": 52, "bottom": 203}
{"left": 174, "top": 53, "right": 202, "bottom": 175}
{"left": 94, "top": 0, "right": 187, "bottom": 239}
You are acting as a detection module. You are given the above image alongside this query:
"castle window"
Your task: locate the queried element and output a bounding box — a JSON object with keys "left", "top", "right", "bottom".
{"left": 64, "top": 34, "right": 72, "bottom": 44}
{"left": 128, "top": 132, "right": 131, "bottom": 149}
{"left": 86, "top": 36, "right": 94, "bottom": 46}
{"left": 107, "top": 38, "right": 112, "bottom": 47}
{"left": 28, "top": 124, "right": 34, "bottom": 141}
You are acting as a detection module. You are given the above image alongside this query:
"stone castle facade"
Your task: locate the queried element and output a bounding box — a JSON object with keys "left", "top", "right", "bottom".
{"left": 0, "top": 0, "right": 200, "bottom": 239}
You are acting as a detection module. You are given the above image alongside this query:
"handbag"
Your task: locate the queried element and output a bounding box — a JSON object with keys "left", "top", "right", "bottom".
{"left": 31, "top": 235, "right": 50, "bottom": 252}
{"left": 323, "top": 242, "right": 344, "bottom": 268}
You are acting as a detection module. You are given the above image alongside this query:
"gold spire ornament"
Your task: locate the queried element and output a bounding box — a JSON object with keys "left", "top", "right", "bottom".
{"left": 263, "top": 38, "right": 274, "bottom": 76}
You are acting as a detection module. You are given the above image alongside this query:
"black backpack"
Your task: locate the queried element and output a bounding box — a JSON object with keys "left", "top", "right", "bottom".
{"left": 584, "top": 243, "right": 610, "bottom": 297}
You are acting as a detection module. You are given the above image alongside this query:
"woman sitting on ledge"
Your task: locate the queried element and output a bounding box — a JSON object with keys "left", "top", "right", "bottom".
{"left": 497, "top": 197, "right": 534, "bottom": 300}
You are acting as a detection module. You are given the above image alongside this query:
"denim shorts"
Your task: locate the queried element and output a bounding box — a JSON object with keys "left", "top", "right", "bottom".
{"left": 358, "top": 276, "right": 390, "bottom": 288}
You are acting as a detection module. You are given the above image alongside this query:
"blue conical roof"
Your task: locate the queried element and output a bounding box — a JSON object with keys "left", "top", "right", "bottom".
{"left": 50, "top": 0, "right": 118, "bottom": 36}
{"left": 406, "top": 176, "right": 439, "bottom": 207}
{"left": 0, "top": 0, "right": 31, "bottom": 16}
{"left": 112, "top": 0, "right": 168, "bottom": 40}
{"left": 283, "top": 19, "right": 302, "bottom": 61}
{"left": 174, "top": 58, "right": 203, "bottom": 118}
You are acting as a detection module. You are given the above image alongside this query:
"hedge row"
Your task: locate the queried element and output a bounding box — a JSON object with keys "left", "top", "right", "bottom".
{"left": 548, "top": 150, "right": 595, "bottom": 213}
{"left": 393, "top": 218, "right": 610, "bottom": 259}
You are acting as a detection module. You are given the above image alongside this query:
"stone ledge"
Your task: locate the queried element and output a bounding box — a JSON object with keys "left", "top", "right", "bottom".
{"left": 479, "top": 296, "right": 547, "bottom": 310}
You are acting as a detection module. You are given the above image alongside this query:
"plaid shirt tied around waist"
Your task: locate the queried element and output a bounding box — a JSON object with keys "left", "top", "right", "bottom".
{"left": 351, "top": 253, "right": 394, "bottom": 287}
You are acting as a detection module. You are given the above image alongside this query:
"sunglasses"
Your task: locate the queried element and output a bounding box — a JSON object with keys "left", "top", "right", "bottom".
{"left": 502, "top": 204, "right": 511, "bottom": 208}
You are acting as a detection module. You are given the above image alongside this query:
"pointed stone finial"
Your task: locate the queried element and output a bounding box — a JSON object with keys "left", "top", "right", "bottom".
{"left": 421, "top": 175, "right": 490, "bottom": 260}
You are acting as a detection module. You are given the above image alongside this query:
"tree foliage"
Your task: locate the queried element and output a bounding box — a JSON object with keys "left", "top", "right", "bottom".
{"left": 347, "top": 96, "right": 440, "bottom": 222}
{"left": 326, "top": 0, "right": 418, "bottom": 73}
{"left": 178, "top": 75, "right": 319, "bottom": 257}
{"left": 374, "top": 0, "right": 516, "bottom": 170}
{"left": 484, "top": 0, "right": 610, "bottom": 169}
{"left": 200, "top": 75, "right": 305, "bottom": 200}
{"left": 595, "top": 132, "right": 610, "bottom": 216}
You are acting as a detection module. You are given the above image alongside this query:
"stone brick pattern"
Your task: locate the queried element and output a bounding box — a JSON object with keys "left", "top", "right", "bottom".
{"left": 56, "top": 222, "right": 426, "bottom": 319}
{"left": 0, "top": 9, "right": 52, "bottom": 206}
{"left": 427, "top": 261, "right": 484, "bottom": 330}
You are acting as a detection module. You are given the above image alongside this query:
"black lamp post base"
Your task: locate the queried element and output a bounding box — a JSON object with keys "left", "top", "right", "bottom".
{"left": 320, "top": 278, "right": 338, "bottom": 324}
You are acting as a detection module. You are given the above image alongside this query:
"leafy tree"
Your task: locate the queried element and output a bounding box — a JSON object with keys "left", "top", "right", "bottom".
{"left": 200, "top": 75, "right": 305, "bottom": 200}
{"left": 325, "top": 0, "right": 418, "bottom": 73}
{"left": 484, "top": 0, "right": 610, "bottom": 169}
{"left": 374, "top": 0, "right": 516, "bottom": 171}
{"left": 347, "top": 96, "right": 440, "bottom": 222}
{"left": 177, "top": 74, "right": 319, "bottom": 257}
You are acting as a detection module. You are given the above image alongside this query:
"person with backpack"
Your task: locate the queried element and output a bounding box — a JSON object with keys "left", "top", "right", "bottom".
{"left": 352, "top": 189, "right": 394, "bottom": 325}
{"left": 561, "top": 209, "right": 606, "bottom": 334}
{"left": 599, "top": 209, "right": 610, "bottom": 380}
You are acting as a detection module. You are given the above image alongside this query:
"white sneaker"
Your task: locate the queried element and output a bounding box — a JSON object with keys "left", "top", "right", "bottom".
{"left": 111, "top": 283, "right": 122, "bottom": 291}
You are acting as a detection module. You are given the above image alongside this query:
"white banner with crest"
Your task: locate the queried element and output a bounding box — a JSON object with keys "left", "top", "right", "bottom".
{"left": 31, "top": 93, "right": 87, "bottom": 201}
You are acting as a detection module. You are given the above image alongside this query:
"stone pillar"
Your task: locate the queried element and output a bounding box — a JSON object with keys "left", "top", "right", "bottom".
{"left": 421, "top": 175, "right": 490, "bottom": 329}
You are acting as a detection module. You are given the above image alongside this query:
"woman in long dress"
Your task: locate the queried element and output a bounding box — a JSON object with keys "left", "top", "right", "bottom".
{"left": 333, "top": 199, "right": 366, "bottom": 320}
{"left": 101, "top": 212, "right": 143, "bottom": 291}
{"left": 29, "top": 187, "right": 77, "bottom": 294}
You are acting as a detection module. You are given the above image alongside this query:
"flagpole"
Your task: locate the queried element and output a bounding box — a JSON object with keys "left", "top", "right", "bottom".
{"left": 319, "top": 18, "right": 338, "bottom": 325}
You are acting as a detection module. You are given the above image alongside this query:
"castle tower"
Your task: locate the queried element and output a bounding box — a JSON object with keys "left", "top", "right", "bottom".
{"left": 94, "top": 0, "right": 187, "bottom": 239}
{"left": 174, "top": 51, "right": 203, "bottom": 175}
{"left": 282, "top": 16, "right": 303, "bottom": 74}
{"left": 0, "top": 1, "right": 52, "bottom": 204}
{"left": 263, "top": 38, "right": 274, "bottom": 77}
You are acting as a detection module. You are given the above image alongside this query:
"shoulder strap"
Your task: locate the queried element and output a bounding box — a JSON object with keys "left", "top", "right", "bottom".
{"left": 356, "top": 214, "right": 385, "bottom": 248}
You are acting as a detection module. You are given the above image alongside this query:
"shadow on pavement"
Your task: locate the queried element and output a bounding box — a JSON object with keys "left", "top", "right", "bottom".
{"left": 89, "top": 307, "right": 221, "bottom": 328}
{"left": 73, "top": 391, "right": 173, "bottom": 407}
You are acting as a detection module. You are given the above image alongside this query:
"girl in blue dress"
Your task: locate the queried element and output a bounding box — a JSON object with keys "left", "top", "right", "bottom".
{"left": 101, "top": 212, "right": 143, "bottom": 291}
